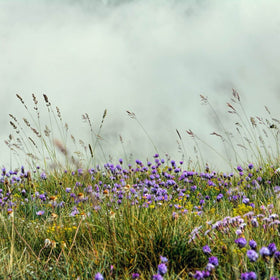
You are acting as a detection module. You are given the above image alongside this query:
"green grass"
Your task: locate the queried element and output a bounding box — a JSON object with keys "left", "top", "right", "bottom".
{"left": 2, "top": 91, "right": 280, "bottom": 279}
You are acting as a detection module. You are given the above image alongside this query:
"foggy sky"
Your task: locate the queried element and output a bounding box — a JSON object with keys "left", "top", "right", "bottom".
{"left": 1, "top": 0, "right": 280, "bottom": 171}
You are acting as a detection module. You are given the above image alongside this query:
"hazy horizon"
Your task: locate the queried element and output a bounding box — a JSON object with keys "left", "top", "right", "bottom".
{"left": 1, "top": 0, "right": 280, "bottom": 171}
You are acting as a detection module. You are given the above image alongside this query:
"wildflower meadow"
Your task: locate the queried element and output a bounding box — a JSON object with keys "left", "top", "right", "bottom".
{"left": 2, "top": 91, "right": 280, "bottom": 279}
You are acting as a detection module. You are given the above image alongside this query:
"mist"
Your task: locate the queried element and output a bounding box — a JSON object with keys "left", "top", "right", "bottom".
{"left": 1, "top": 0, "right": 280, "bottom": 171}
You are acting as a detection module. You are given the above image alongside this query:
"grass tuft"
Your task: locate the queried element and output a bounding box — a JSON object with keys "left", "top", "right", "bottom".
{"left": 1, "top": 92, "right": 280, "bottom": 279}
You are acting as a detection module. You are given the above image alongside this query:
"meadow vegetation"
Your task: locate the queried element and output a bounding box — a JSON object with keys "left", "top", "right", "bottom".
{"left": 2, "top": 91, "right": 280, "bottom": 279}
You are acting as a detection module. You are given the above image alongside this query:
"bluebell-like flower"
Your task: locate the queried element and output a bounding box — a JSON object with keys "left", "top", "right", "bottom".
{"left": 248, "top": 272, "right": 257, "bottom": 280}
{"left": 235, "top": 237, "right": 247, "bottom": 248}
{"left": 160, "top": 256, "right": 168, "bottom": 263}
{"left": 251, "top": 218, "right": 259, "bottom": 227}
{"left": 274, "top": 251, "right": 280, "bottom": 262}
{"left": 208, "top": 256, "right": 218, "bottom": 266}
{"left": 237, "top": 166, "right": 243, "bottom": 172}
{"left": 241, "top": 271, "right": 257, "bottom": 280}
{"left": 203, "top": 245, "right": 211, "bottom": 255}
{"left": 40, "top": 172, "right": 47, "bottom": 180}
{"left": 248, "top": 163, "right": 254, "bottom": 169}
{"left": 152, "top": 274, "right": 163, "bottom": 280}
{"left": 193, "top": 271, "right": 204, "bottom": 280}
{"left": 259, "top": 247, "right": 270, "bottom": 257}
{"left": 206, "top": 263, "right": 215, "bottom": 271}
{"left": 247, "top": 250, "right": 259, "bottom": 262}
{"left": 36, "top": 210, "right": 45, "bottom": 216}
{"left": 157, "top": 263, "right": 167, "bottom": 275}
{"left": 216, "top": 193, "right": 223, "bottom": 201}
{"left": 132, "top": 273, "right": 140, "bottom": 279}
{"left": 268, "top": 243, "right": 277, "bottom": 256}
{"left": 249, "top": 240, "right": 257, "bottom": 250}
{"left": 94, "top": 272, "right": 104, "bottom": 280}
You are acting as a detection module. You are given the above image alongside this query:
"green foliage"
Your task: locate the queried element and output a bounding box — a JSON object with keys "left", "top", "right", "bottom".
{"left": 2, "top": 91, "right": 280, "bottom": 279}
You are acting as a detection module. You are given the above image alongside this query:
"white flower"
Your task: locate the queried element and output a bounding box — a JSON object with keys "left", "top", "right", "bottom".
{"left": 44, "top": 239, "right": 51, "bottom": 247}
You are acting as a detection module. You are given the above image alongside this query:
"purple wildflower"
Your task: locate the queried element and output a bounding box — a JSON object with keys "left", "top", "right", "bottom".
{"left": 36, "top": 210, "right": 45, "bottom": 216}
{"left": 202, "top": 271, "right": 210, "bottom": 278}
{"left": 235, "top": 237, "right": 247, "bottom": 248}
{"left": 236, "top": 229, "right": 242, "bottom": 236}
{"left": 70, "top": 207, "right": 79, "bottom": 216}
{"left": 152, "top": 274, "right": 163, "bottom": 280}
{"left": 94, "top": 272, "right": 104, "bottom": 280}
{"left": 208, "top": 256, "right": 219, "bottom": 266}
{"left": 247, "top": 250, "right": 259, "bottom": 262}
{"left": 242, "top": 197, "right": 250, "bottom": 204}
{"left": 259, "top": 247, "right": 270, "bottom": 257}
{"left": 249, "top": 240, "right": 257, "bottom": 250}
{"left": 191, "top": 185, "right": 197, "bottom": 191}
{"left": 203, "top": 245, "right": 211, "bottom": 255}
{"left": 237, "top": 166, "right": 243, "bottom": 172}
{"left": 157, "top": 263, "right": 167, "bottom": 275}
{"left": 248, "top": 163, "right": 254, "bottom": 169}
{"left": 251, "top": 218, "right": 259, "bottom": 227}
{"left": 241, "top": 272, "right": 257, "bottom": 280}
{"left": 205, "top": 263, "right": 215, "bottom": 271}
{"left": 268, "top": 243, "right": 277, "bottom": 256}
{"left": 274, "top": 251, "right": 280, "bottom": 262}
{"left": 40, "top": 172, "right": 47, "bottom": 180}
{"left": 193, "top": 271, "right": 204, "bottom": 280}
{"left": 216, "top": 193, "right": 223, "bottom": 201}
{"left": 132, "top": 273, "right": 140, "bottom": 279}
{"left": 247, "top": 272, "right": 257, "bottom": 280}
{"left": 160, "top": 256, "right": 168, "bottom": 263}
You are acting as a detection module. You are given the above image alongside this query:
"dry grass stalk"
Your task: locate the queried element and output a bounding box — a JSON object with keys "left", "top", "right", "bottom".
{"left": 186, "top": 129, "right": 194, "bottom": 138}
{"left": 53, "top": 139, "right": 68, "bottom": 156}
{"left": 28, "top": 137, "right": 37, "bottom": 148}
{"left": 31, "top": 127, "right": 41, "bottom": 138}
{"left": 56, "top": 106, "right": 62, "bottom": 121}
{"left": 44, "top": 125, "right": 51, "bottom": 137}
{"left": 237, "top": 143, "right": 247, "bottom": 150}
{"left": 176, "top": 129, "right": 182, "bottom": 140}
{"left": 23, "top": 118, "right": 31, "bottom": 127}
{"left": 43, "top": 94, "right": 51, "bottom": 106}
{"left": 232, "top": 88, "right": 240, "bottom": 101}
{"left": 10, "top": 122, "right": 17, "bottom": 130}
{"left": 126, "top": 110, "right": 136, "bottom": 119}
{"left": 250, "top": 117, "right": 256, "bottom": 127}
{"left": 88, "top": 144, "right": 94, "bottom": 158}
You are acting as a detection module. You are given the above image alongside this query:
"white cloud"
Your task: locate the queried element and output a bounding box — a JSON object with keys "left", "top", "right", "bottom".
{"left": 1, "top": 0, "right": 280, "bottom": 170}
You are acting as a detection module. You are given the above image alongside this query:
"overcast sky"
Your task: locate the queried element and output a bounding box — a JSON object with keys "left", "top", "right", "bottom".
{"left": 1, "top": 0, "right": 280, "bottom": 171}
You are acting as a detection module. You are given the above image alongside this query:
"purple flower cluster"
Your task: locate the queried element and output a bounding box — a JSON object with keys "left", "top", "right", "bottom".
{"left": 235, "top": 237, "right": 247, "bottom": 248}
{"left": 94, "top": 272, "right": 104, "bottom": 280}
{"left": 247, "top": 250, "right": 258, "bottom": 262}
{"left": 202, "top": 245, "right": 211, "bottom": 255}
{"left": 241, "top": 271, "right": 257, "bottom": 280}
{"left": 192, "top": 255, "right": 218, "bottom": 279}
{"left": 131, "top": 273, "right": 140, "bottom": 279}
{"left": 152, "top": 256, "right": 168, "bottom": 279}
